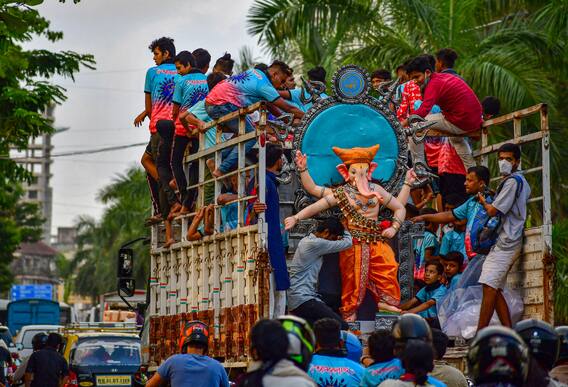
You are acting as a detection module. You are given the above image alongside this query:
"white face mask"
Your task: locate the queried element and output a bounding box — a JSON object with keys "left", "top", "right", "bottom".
{"left": 498, "top": 159, "right": 513, "bottom": 176}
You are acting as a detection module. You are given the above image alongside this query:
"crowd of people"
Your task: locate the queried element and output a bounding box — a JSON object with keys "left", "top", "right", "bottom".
{"left": 147, "top": 314, "right": 568, "bottom": 387}
{"left": 133, "top": 36, "right": 548, "bottom": 386}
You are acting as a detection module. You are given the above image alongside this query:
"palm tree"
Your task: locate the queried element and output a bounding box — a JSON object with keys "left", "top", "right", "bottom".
{"left": 247, "top": 0, "right": 376, "bottom": 75}
{"left": 71, "top": 166, "right": 151, "bottom": 301}
{"left": 234, "top": 46, "right": 259, "bottom": 73}
{"left": 248, "top": 0, "right": 562, "bottom": 114}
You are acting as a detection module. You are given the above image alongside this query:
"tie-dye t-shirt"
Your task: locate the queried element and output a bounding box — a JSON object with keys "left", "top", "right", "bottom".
{"left": 205, "top": 69, "right": 280, "bottom": 107}
{"left": 144, "top": 63, "right": 178, "bottom": 134}
{"left": 173, "top": 71, "right": 209, "bottom": 136}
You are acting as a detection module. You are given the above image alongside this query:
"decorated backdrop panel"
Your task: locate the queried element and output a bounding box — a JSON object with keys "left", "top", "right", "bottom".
{"left": 301, "top": 104, "right": 398, "bottom": 186}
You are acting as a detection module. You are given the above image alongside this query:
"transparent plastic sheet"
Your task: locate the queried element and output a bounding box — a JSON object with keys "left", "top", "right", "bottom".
{"left": 455, "top": 254, "right": 486, "bottom": 289}
{"left": 438, "top": 285, "right": 524, "bottom": 339}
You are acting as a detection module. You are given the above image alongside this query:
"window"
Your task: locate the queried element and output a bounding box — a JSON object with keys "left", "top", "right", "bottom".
{"left": 28, "top": 190, "right": 38, "bottom": 199}
{"left": 72, "top": 337, "right": 141, "bottom": 366}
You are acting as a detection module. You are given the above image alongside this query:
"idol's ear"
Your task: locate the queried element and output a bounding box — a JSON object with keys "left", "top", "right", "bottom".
{"left": 367, "top": 162, "right": 378, "bottom": 179}
{"left": 336, "top": 164, "right": 350, "bottom": 181}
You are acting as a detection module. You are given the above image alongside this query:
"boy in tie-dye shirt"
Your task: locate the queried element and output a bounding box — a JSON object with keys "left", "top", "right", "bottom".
{"left": 134, "top": 37, "right": 179, "bottom": 226}
{"left": 204, "top": 61, "right": 304, "bottom": 177}
{"left": 170, "top": 50, "right": 209, "bottom": 214}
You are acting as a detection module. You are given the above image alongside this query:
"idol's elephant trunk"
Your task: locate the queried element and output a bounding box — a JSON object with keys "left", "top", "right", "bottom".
{"left": 355, "top": 173, "right": 381, "bottom": 202}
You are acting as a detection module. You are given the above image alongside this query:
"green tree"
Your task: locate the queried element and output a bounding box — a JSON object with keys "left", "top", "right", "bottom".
{"left": 0, "top": 0, "right": 95, "bottom": 187}
{"left": 247, "top": 0, "right": 568, "bottom": 216}
{"left": 0, "top": 185, "right": 43, "bottom": 292}
{"left": 0, "top": 0, "right": 94, "bottom": 290}
{"left": 248, "top": 0, "right": 562, "bottom": 114}
{"left": 71, "top": 167, "right": 151, "bottom": 301}
{"left": 234, "top": 45, "right": 259, "bottom": 73}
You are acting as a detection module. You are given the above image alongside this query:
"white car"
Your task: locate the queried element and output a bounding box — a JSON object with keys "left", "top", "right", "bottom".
{"left": 15, "top": 324, "right": 63, "bottom": 358}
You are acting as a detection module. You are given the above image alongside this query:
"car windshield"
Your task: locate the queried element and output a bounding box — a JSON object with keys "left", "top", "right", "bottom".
{"left": 22, "top": 329, "right": 55, "bottom": 348}
{"left": 72, "top": 337, "right": 140, "bottom": 366}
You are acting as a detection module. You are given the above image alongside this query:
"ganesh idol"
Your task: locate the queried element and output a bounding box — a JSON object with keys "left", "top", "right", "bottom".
{"left": 285, "top": 144, "right": 416, "bottom": 321}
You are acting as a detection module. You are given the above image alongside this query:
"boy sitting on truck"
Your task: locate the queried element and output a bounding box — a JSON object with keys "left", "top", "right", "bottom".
{"left": 439, "top": 193, "right": 467, "bottom": 260}
{"left": 186, "top": 205, "right": 214, "bottom": 241}
{"left": 400, "top": 260, "right": 447, "bottom": 329}
{"left": 440, "top": 251, "right": 464, "bottom": 291}
{"left": 413, "top": 207, "right": 440, "bottom": 282}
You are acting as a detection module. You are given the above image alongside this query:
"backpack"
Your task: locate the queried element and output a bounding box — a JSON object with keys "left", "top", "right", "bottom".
{"left": 470, "top": 174, "right": 524, "bottom": 254}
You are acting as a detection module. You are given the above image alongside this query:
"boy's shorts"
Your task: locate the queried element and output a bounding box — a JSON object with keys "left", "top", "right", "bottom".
{"left": 145, "top": 133, "right": 160, "bottom": 158}
{"left": 478, "top": 243, "right": 522, "bottom": 290}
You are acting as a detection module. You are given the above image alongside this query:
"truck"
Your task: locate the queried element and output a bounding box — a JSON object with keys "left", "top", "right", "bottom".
{"left": 7, "top": 298, "right": 61, "bottom": 335}
{"left": 137, "top": 66, "right": 553, "bottom": 371}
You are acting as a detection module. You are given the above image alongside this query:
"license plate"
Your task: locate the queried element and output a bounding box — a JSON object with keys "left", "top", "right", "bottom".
{"left": 96, "top": 375, "right": 131, "bottom": 385}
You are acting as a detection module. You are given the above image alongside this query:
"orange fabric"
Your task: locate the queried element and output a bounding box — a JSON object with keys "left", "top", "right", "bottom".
{"left": 339, "top": 240, "right": 400, "bottom": 318}
{"left": 332, "top": 144, "right": 380, "bottom": 166}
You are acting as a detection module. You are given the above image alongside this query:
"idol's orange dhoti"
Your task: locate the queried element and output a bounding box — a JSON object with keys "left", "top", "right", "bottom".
{"left": 339, "top": 240, "right": 400, "bottom": 318}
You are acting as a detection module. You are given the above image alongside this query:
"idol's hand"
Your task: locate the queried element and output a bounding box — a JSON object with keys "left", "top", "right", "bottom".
{"left": 295, "top": 150, "right": 307, "bottom": 170}
{"left": 284, "top": 216, "right": 298, "bottom": 230}
{"left": 381, "top": 227, "right": 397, "bottom": 239}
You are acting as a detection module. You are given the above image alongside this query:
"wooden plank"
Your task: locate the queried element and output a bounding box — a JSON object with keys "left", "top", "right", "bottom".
{"left": 481, "top": 104, "right": 545, "bottom": 128}
{"left": 184, "top": 130, "right": 258, "bottom": 163}
{"left": 179, "top": 249, "right": 188, "bottom": 314}
{"left": 473, "top": 131, "right": 544, "bottom": 157}
{"left": 201, "top": 102, "right": 263, "bottom": 130}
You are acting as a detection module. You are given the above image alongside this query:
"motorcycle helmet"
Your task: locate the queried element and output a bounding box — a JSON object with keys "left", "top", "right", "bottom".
{"left": 555, "top": 326, "right": 568, "bottom": 364}
{"left": 391, "top": 313, "right": 432, "bottom": 342}
{"left": 278, "top": 315, "right": 316, "bottom": 371}
{"left": 341, "top": 330, "right": 362, "bottom": 363}
{"left": 179, "top": 320, "right": 209, "bottom": 353}
{"left": 514, "top": 318, "right": 560, "bottom": 370}
{"left": 32, "top": 332, "right": 48, "bottom": 351}
{"left": 467, "top": 326, "right": 529, "bottom": 386}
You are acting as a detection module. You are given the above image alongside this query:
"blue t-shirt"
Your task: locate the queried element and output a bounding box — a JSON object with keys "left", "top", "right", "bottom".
{"left": 360, "top": 358, "right": 404, "bottom": 387}
{"left": 157, "top": 354, "right": 229, "bottom": 387}
{"left": 415, "top": 283, "right": 447, "bottom": 319}
{"left": 414, "top": 231, "right": 439, "bottom": 270}
{"left": 308, "top": 354, "right": 364, "bottom": 387}
{"left": 452, "top": 196, "right": 483, "bottom": 258}
{"left": 447, "top": 273, "right": 462, "bottom": 291}
{"left": 187, "top": 100, "right": 228, "bottom": 149}
{"left": 289, "top": 88, "right": 329, "bottom": 112}
{"left": 439, "top": 229, "right": 466, "bottom": 258}
{"left": 144, "top": 63, "right": 178, "bottom": 133}
{"left": 173, "top": 71, "right": 209, "bottom": 112}
{"left": 221, "top": 200, "right": 238, "bottom": 231}
{"left": 206, "top": 69, "right": 281, "bottom": 107}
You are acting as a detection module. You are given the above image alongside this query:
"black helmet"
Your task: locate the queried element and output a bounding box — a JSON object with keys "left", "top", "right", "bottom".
{"left": 514, "top": 319, "right": 560, "bottom": 370}
{"left": 278, "top": 315, "right": 316, "bottom": 371}
{"left": 32, "top": 332, "right": 48, "bottom": 351}
{"left": 555, "top": 326, "right": 568, "bottom": 364}
{"left": 467, "top": 326, "right": 529, "bottom": 386}
{"left": 179, "top": 321, "right": 209, "bottom": 353}
{"left": 392, "top": 313, "right": 432, "bottom": 342}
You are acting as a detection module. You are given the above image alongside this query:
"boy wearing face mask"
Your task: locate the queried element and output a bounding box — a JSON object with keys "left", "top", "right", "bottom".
{"left": 476, "top": 142, "right": 531, "bottom": 330}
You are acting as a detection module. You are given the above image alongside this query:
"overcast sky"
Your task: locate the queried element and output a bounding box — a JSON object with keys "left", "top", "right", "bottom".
{"left": 29, "top": 0, "right": 267, "bottom": 236}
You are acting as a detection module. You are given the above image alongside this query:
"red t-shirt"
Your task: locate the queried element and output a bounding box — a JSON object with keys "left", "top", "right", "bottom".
{"left": 414, "top": 72, "right": 482, "bottom": 132}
